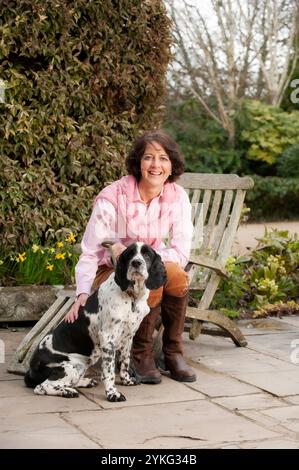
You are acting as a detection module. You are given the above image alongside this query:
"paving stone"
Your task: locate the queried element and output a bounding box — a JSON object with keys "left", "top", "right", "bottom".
{"left": 279, "top": 317, "right": 299, "bottom": 328}
{"left": 67, "top": 400, "right": 279, "bottom": 449}
{"left": 81, "top": 375, "right": 204, "bottom": 409}
{"left": 0, "top": 379, "right": 34, "bottom": 397}
{"left": 2, "top": 314, "right": 299, "bottom": 449}
{"left": 184, "top": 334, "right": 234, "bottom": 362}
{"left": 0, "top": 413, "right": 101, "bottom": 449}
{"left": 0, "top": 328, "right": 30, "bottom": 356}
{"left": 200, "top": 349, "right": 296, "bottom": 375}
{"left": 284, "top": 396, "right": 299, "bottom": 405}
{"left": 186, "top": 364, "right": 258, "bottom": 397}
{"left": 239, "top": 408, "right": 298, "bottom": 437}
{"left": 246, "top": 332, "right": 299, "bottom": 363}
{"left": 0, "top": 381, "right": 101, "bottom": 417}
{"left": 234, "top": 370, "right": 299, "bottom": 396}
{"left": 239, "top": 438, "right": 299, "bottom": 449}
{"left": 219, "top": 444, "right": 242, "bottom": 449}
{"left": 261, "top": 405, "right": 299, "bottom": 433}
{"left": 0, "top": 361, "right": 22, "bottom": 381}
{"left": 238, "top": 318, "right": 296, "bottom": 336}
{"left": 213, "top": 393, "right": 288, "bottom": 411}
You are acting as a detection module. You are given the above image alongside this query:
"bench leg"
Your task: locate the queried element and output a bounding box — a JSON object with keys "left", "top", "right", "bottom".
{"left": 188, "top": 309, "right": 247, "bottom": 347}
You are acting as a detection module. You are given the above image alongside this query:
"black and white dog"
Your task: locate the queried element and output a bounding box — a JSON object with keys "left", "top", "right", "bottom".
{"left": 24, "top": 242, "right": 167, "bottom": 402}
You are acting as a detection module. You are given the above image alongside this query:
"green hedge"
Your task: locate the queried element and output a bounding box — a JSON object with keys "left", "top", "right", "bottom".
{"left": 0, "top": 0, "right": 172, "bottom": 253}
{"left": 276, "top": 143, "right": 299, "bottom": 178}
{"left": 246, "top": 176, "right": 299, "bottom": 221}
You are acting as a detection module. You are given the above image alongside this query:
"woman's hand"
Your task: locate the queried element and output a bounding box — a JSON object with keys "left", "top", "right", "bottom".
{"left": 65, "top": 293, "right": 89, "bottom": 323}
{"left": 111, "top": 242, "right": 126, "bottom": 263}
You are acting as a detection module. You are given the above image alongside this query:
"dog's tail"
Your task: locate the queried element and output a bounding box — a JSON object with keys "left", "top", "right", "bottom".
{"left": 24, "top": 351, "right": 51, "bottom": 388}
{"left": 24, "top": 369, "right": 39, "bottom": 388}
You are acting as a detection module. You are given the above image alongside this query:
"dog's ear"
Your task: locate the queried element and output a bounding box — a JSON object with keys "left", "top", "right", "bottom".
{"left": 145, "top": 252, "right": 167, "bottom": 290}
{"left": 114, "top": 251, "right": 131, "bottom": 291}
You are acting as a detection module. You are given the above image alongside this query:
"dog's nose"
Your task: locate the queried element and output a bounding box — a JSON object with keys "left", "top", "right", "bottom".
{"left": 131, "top": 259, "right": 142, "bottom": 269}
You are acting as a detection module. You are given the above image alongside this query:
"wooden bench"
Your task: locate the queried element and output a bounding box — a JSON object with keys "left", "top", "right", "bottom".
{"left": 8, "top": 172, "right": 254, "bottom": 375}
{"left": 179, "top": 172, "right": 254, "bottom": 346}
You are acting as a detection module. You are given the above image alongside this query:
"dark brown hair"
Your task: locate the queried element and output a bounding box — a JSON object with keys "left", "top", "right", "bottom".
{"left": 125, "top": 129, "right": 185, "bottom": 182}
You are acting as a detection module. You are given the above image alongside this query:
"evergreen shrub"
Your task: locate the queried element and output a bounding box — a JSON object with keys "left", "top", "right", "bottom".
{"left": 0, "top": 0, "right": 172, "bottom": 253}
{"left": 276, "top": 143, "right": 299, "bottom": 178}
{"left": 246, "top": 175, "right": 299, "bottom": 220}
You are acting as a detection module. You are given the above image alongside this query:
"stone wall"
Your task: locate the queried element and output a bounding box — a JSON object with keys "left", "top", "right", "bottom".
{"left": 0, "top": 286, "right": 68, "bottom": 322}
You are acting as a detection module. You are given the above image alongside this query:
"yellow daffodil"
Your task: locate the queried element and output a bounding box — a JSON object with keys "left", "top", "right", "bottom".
{"left": 56, "top": 241, "right": 64, "bottom": 248}
{"left": 32, "top": 244, "right": 39, "bottom": 253}
{"left": 46, "top": 264, "right": 54, "bottom": 271}
{"left": 66, "top": 233, "right": 76, "bottom": 244}
{"left": 16, "top": 252, "right": 26, "bottom": 263}
{"left": 55, "top": 253, "right": 66, "bottom": 260}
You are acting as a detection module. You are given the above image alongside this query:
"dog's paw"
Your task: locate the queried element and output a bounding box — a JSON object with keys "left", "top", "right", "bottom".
{"left": 62, "top": 387, "right": 79, "bottom": 398}
{"left": 106, "top": 392, "right": 126, "bottom": 402}
{"left": 34, "top": 385, "right": 46, "bottom": 395}
{"left": 122, "top": 376, "right": 140, "bottom": 386}
{"left": 87, "top": 378, "right": 98, "bottom": 388}
{"left": 77, "top": 377, "right": 98, "bottom": 388}
{"left": 83, "top": 378, "right": 98, "bottom": 388}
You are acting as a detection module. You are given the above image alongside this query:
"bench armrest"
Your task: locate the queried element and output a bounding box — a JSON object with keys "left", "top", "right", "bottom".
{"left": 188, "top": 255, "right": 229, "bottom": 278}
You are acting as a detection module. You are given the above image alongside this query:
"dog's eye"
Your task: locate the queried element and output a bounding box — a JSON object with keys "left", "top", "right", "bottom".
{"left": 143, "top": 253, "right": 151, "bottom": 262}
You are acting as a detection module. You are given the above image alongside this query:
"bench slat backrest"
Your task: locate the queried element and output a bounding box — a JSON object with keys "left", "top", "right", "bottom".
{"left": 178, "top": 173, "right": 254, "bottom": 291}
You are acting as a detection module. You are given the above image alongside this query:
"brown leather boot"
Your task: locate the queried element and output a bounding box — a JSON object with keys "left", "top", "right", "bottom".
{"left": 131, "top": 305, "right": 162, "bottom": 384}
{"left": 161, "top": 293, "right": 196, "bottom": 382}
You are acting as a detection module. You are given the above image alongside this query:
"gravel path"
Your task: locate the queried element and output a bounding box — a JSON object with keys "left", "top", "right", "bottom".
{"left": 233, "top": 221, "right": 299, "bottom": 255}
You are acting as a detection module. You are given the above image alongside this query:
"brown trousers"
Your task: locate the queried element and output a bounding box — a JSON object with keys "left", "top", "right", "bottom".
{"left": 92, "top": 262, "right": 188, "bottom": 308}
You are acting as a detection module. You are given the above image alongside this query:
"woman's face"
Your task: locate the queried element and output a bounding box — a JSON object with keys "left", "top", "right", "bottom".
{"left": 140, "top": 141, "right": 172, "bottom": 188}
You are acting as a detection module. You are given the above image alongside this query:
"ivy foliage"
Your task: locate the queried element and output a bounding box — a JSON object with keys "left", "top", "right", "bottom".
{"left": 0, "top": 0, "right": 172, "bottom": 252}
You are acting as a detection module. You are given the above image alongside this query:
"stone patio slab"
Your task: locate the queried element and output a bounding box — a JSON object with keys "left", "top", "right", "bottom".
{"left": 0, "top": 328, "right": 29, "bottom": 356}
{"left": 261, "top": 405, "right": 299, "bottom": 433}
{"left": 213, "top": 393, "right": 289, "bottom": 411}
{"left": 187, "top": 363, "right": 258, "bottom": 397}
{"left": 285, "top": 396, "right": 299, "bottom": 405}
{"left": 0, "top": 379, "right": 36, "bottom": 397}
{"left": 279, "top": 317, "right": 299, "bottom": 328}
{"left": 184, "top": 334, "right": 234, "bottom": 362}
{"left": 239, "top": 409, "right": 286, "bottom": 429}
{"left": 81, "top": 375, "right": 204, "bottom": 408}
{"left": 238, "top": 438, "right": 299, "bottom": 449}
{"left": 0, "top": 382, "right": 101, "bottom": 417}
{"left": 246, "top": 332, "right": 299, "bottom": 363}
{"left": 0, "top": 413, "right": 101, "bottom": 449}
{"left": 0, "top": 361, "right": 22, "bottom": 381}
{"left": 233, "top": 370, "right": 299, "bottom": 396}
{"left": 238, "top": 318, "right": 297, "bottom": 336}
{"left": 67, "top": 399, "right": 279, "bottom": 449}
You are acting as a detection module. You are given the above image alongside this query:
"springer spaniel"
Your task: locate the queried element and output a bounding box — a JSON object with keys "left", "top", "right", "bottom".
{"left": 24, "top": 242, "right": 167, "bottom": 402}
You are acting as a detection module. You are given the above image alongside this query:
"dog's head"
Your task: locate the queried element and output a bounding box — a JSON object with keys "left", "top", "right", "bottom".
{"left": 114, "top": 242, "right": 167, "bottom": 292}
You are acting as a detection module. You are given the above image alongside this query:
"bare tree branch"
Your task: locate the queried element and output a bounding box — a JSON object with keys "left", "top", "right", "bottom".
{"left": 167, "top": 0, "right": 299, "bottom": 144}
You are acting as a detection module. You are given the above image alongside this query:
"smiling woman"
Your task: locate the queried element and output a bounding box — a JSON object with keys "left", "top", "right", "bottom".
{"left": 64, "top": 129, "right": 197, "bottom": 385}
{"left": 139, "top": 142, "right": 172, "bottom": 204}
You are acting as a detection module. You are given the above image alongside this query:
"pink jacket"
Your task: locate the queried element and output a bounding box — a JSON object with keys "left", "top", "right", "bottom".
{"left": 75, "top": 175, "right": 193, "bottom": 296}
